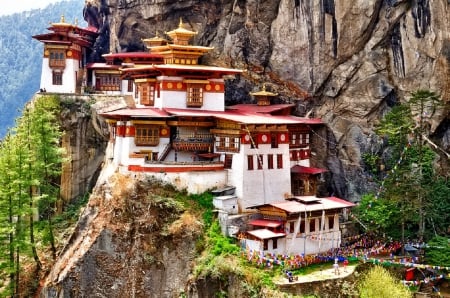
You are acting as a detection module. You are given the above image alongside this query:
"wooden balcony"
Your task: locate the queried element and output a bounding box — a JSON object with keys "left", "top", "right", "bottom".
{"left": 172, "top": 136, "right": 213, "bottom": 152}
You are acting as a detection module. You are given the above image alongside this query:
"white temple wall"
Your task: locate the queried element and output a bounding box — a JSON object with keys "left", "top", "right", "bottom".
{"left": 236, "top": 143, "right": 291, "bottom": 210}
{"left": 40, "top": 58, "right": 79, "bottom": 93}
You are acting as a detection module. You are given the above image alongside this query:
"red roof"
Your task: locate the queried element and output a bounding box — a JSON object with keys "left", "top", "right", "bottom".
{"left": 99, "top": 108, "right": 171, "bottom": 118}
{"left": 249, "top": 219, "right": 283, "bottom": 228}
{"left": 253, "top": 197, "right": 355, "bottom": 214}
{"left": 291, "top": 165, "right": 328, "bottom": 174}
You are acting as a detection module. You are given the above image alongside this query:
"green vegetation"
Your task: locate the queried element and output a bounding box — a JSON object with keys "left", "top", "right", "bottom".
{"left": 0, "top": 95, "right": 65, "bottom": 297}
{"left": 425, "top": 236, "right": 450, "bottom": 267}
{"left": 358, "top": 265, "right": 412, "bottom": 298}
{"left": 354, "top": 90, "right": 450, "bottom": 243}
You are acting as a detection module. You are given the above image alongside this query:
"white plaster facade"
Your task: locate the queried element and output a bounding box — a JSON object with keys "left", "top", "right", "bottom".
{"left": 40, "top": 58, "right": 79, "bottom": 93}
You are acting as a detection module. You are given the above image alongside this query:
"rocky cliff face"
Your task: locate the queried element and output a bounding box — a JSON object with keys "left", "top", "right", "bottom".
{"left": 40, "top": 170, "right": 203, "bottom": 298}
{"left": 58, "top": 95, "right": 108, "bottom": 203}
{"left": 89, "top": 0, "right": 449, "bottom": 201}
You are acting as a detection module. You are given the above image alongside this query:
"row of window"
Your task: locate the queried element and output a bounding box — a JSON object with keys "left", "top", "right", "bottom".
{"left": 287, "top": 216, "right": 335, "bottom": 234}
{"left": 247, "top": 154, "right": 283, "bottom": 170}
{"left": 261, "top": 217, "right": 335, "bottom": 250}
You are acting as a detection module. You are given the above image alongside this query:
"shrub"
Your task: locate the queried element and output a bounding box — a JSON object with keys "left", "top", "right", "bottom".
{"left": 358, "top": 265, "right": 412, "bottom": 298}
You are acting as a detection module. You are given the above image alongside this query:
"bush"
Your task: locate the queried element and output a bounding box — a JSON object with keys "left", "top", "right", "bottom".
{"left": 358, "top": 265, "right": 412, "bottom": 298}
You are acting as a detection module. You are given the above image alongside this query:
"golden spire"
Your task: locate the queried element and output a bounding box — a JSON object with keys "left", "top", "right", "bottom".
{"left": 60, "top": 15, "right": 65, "bottom": 23}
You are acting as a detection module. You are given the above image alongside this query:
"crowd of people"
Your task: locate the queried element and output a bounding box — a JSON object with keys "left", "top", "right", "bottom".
{"left": 242, "top": 233, "right": 409, "bottom": 270}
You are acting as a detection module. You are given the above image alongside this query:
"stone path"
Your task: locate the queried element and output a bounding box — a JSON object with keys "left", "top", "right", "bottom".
{"left": 274, "top": 264, "right": 357, "bottom": 285}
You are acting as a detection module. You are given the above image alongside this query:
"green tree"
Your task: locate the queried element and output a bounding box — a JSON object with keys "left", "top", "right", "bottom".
{"left": 358, "top": 265, "right": 412, "bottom": 298}
{"left": 371, "top": 90, "right": 447, "bottom": 242}
{"left": 425, "top": 236, "right": 450, "bottom": 267}
{"left": 0, "top": 95, "right": 64, "bottom": 296}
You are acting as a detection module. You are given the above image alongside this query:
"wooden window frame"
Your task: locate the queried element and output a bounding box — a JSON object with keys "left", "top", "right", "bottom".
{"left": 49, "top": 50, "right": 65, "bottom": 68}
{"left": 140, "top": 83, "right": 155, "bottom": 106}
{"left": 215, "top": 135, "right": 240, "bottom": 153}
{"left": 186, "top": 84, "right": 203, "bottom": 107}
{"left": 52, "top": 71, "right": 63, "bottom": 85}
{"left": 290, "top": 131, "right": 310, "bottom": 148}
{"left": 135, "top": 125, "right": 160, "bottom": 146}
{"left": 96, "top": 74, "right": 121, "bottom": 91}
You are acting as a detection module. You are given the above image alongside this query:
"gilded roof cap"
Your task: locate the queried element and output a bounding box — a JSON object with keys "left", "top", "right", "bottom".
{"left": 250, "top": 83, "right": 278, "bottom": 97}
{"left": 51, "top": 14, "right": 73, "bottom": 27}
{"left": 165, "top": 18, "right": 197, "bottom": 45}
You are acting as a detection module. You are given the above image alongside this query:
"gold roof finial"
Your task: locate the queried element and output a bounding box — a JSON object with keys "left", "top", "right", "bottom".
{"left": 75, "top": 18, "right": 78, "bottom": 26}
{"left": 262, "top": 83, "right": 267, "bottom": 92}
{"left": 60, "top": 15, "right": 65, "bottom": 23}
{"left": 179, "top": 18, "right": 184, "bottom": 28}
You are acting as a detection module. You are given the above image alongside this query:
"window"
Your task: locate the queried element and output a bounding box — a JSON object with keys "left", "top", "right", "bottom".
{"left": 96, "top": 74, "right": 121, "bottom": 91}
{"left": 271, "top": 133, "right": 278, "bottom": 148}
{"left": 309, "top": 219, "right": 316, "bottom": 232}
{"left": 187, "top": 84, "right": 203, "bottom": 107}
{"left": 289, "top": 221, "right": 295, "bottom": 233}
{"left": 52, "top": 71, "right": 63, "bottom": 85}
{"left": 135, "top": 125, "right": 159, "bottom": 146}
{"left": 328, "top": 216, "right": 335, "bottom": 230}
{"left": 247, "top": 155, "right": 254, "bottom": 170}
{"left": 267, "top": 154, "right": 273, "bottom": 169}
{"left": 273, "top": 238, "right": 278, "bottom": 249}
{"left": 224, "top": 154, "right": 233, "bottom": 169}
{"left": 257, "top": 154, "right": 263, "bottom": 170}
{"left": 127, "top": 80, "right": 134, "bottom": 92}
{"left": 49, "top": 50, "right": 65, "bottom": 68}
{"left": 140, "top": 83, "right": 155, "bottom": 106}
{"left": 263, "top": 239, "right": 268, "bottom": 250}
{"left": 277, "top": 154, "right": 283, "bottom": 169}
{"left": 215, "top": 135, "right": 240, "bottom": 153}
{"left": 299, "top": 220, "right": 305, "bottom": 234}
{"left": 290, "top": 131, "right": 310, "bottom": 148}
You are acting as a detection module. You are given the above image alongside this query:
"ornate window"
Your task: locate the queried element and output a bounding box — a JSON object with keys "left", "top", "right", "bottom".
{"left": 135, "top": 125, "right": 159, "bottom": 146}
{"left": 49, "top": 50, "right": 65, "bottom": 68}
{"left": 96, "top": 74, "right": 121, "bottom": 91}
{"left": 52, "top": 71, "right": 63, "bottom": 85}
{"left": 215, "top": 135, "right": 240, "bottom": 152}
{"left": 186, "top": 84, "right": 203, "bottom": 107}
{"left": 139, "top": 83, "right": 155, "bottom": 106}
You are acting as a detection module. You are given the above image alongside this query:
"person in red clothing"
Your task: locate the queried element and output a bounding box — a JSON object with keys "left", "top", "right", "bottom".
{"left": 343, "top": 258, "right": 349, "bottom": 272}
